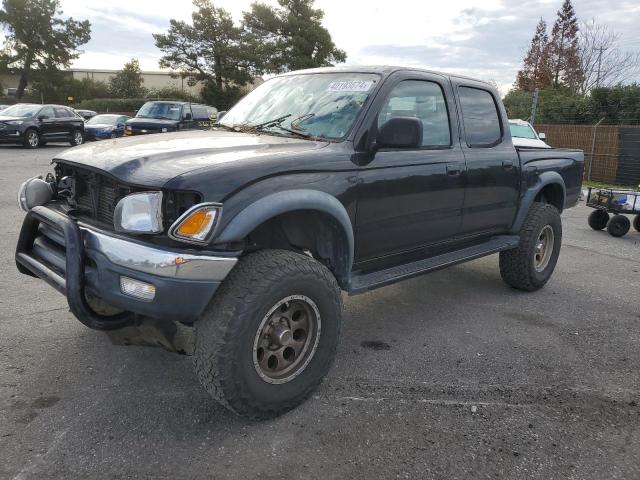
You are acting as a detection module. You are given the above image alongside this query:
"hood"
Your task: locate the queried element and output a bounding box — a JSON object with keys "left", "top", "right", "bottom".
{"left": 85, "top": 123, "right": 115, "bottom": 130}
{"left": 54, "top": 129, "right": 329, "bottom": 188}
{"left": 0, "top": 116, "right": 30, "bottom": 123}
{"left": 512, "top": 137, "right": 550, "bottom": 148}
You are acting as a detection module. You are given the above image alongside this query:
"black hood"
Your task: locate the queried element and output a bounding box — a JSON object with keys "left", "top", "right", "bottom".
{"left": 53, "top": 129, "right": 330, "bottom": 191}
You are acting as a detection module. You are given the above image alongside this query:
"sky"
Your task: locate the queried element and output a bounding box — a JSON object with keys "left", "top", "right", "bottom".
{"left": 17, "top": 0, "right": 640, "bottom": 93}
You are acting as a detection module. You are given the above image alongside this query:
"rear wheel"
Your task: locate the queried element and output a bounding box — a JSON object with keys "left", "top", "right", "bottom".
{"left": 633, "top": 215, "right": 640, "bottom": 232}
{"left": 500, "top": 202, "right": 562, "bottom": 291}
{"left": 588, "top": 209, "right": 609, "bottom": 230}
{"left": 607, "top": 215, "right": 630, "bottom": 237}
{"left": 70, "top": 129, "right": 84, "bottom": 146}
{"left": 23, "top": 129, "right": 40, "bottom": 149}
{"left": 194, "top": 249, "right": 343, "bottom": 419}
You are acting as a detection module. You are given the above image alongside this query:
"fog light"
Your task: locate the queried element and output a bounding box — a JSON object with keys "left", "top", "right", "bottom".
{"left": 119, "top": 276, "right": 156, "bottom": 301}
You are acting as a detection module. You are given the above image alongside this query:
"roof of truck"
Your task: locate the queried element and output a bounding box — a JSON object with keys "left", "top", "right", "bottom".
{"left": 279, "top": 65, "right": 494, "bottom": 88}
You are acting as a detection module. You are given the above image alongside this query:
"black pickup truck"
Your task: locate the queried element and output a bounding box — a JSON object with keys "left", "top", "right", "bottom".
{"left": 15, "top": 66, "right": 583, "bottom": 418}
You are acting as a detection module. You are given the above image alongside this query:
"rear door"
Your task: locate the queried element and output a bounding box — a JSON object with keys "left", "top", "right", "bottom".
{"left": 354, "top": 71, "right": 466, "bottom": 267}
{"left": 53, "top": 107, "right": 76, "bottom": 139}
{"left": 452, "top": 80, "right": 520, "bottom": 237}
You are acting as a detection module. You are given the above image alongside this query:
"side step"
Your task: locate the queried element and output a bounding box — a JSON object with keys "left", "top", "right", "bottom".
{"left": 348, "top": 235, "right": 520, "bottom": 295}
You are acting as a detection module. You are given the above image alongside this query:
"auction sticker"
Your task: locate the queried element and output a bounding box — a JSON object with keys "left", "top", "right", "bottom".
{"left": 327, "top": 80, "right": 374, "bottom": 92}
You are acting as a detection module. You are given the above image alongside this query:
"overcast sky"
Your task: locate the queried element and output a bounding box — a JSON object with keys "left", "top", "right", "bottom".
{"left": 34, "top": 0, "right": 640, "bottom": 92}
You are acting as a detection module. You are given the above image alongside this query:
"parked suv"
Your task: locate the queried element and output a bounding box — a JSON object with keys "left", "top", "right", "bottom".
{"left": 15, "top": 67, "right": 583, "bottom": 418}
{"left": 125, "top": 101, "right": 217, "bottom": 136}
{"left": 0, "top": 103, "right": 85, "bottom": 148}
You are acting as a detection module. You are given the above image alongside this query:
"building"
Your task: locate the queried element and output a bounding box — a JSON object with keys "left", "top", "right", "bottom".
{"left": 1, "top": 68, "right": 204, "bottom": 97}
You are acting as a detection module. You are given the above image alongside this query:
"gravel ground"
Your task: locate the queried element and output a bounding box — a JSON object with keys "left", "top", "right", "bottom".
{"left": 1, "top": 143, "right": 639, "bottom": 480}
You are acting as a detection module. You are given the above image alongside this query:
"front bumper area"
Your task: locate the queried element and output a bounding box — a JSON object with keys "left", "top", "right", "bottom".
{"left": 15, "top": 206, "right": 238, "bottom": 330}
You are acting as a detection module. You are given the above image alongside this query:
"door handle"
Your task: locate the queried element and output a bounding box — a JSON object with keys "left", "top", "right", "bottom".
{"left": 502, "top": 160, "right": 514, "bottom": 169}
{"left": 446, "top": 165, "right": 463, "bottom": 176}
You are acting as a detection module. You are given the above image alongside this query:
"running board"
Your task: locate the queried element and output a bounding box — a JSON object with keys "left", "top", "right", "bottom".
{"left": 348, "top": 235, "right": 520, "bottom": 295}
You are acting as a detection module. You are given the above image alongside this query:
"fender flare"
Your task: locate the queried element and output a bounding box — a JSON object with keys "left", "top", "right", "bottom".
{"left": 510, "top": 171, "right": 566, "bottom": 234}
{"left": 215, "top": 189, "right": 355, "bottom": 271}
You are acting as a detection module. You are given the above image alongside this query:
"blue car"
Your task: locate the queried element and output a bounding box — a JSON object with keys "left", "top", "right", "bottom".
{"left": 84, "top": 114, "right": 130, "bottom": 140}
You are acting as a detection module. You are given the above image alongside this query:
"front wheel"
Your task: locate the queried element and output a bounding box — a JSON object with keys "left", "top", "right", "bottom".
{"left": 194, "top": 249, "right": 343, "bottom": 419}
{"left": 500, "top": 202, "right": 562, "bottom": 292}
{"left": 23, "top": 129, "right": 40, "bottom": 149}
{"left": 634, "top": 215, "right": 640, "bottom": 233}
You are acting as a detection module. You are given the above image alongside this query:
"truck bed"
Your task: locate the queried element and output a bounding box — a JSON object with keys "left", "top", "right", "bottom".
{"left": 516, "top": 146, "right": 585, "bottom": 209}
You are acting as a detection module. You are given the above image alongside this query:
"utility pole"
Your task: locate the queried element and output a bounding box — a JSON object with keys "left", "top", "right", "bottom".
{"left": 595, "top": 46, "right": 607, "bottom": 88}
{"left": 530, "top": 88, "right": 539, "bottom": 125}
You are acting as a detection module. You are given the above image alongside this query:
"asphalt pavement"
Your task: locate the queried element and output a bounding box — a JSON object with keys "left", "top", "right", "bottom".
{"left": 1, "top": 143, "right": 639, "bottom": 479}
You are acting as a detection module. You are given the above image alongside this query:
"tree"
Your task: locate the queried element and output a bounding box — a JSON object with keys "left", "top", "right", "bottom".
{"left": 515, "top": 18, "right": 552, "bottom": 92}
{"left": 0, "top": 0, "right": 91, "bottom": 98}
{"left": 242, "top": 0, "right": 346, "bottom": 74}
{"left": 153, "top": 0, "right": 253, "bottom": 105}
{"left": 546, "top": 0, "right": 582, "bottom": 91}
{"left": 109, "top": 59, "right": 147, "bottom": 98}
{"left": 577, "top": 20, "right": 640, "bottom": 95}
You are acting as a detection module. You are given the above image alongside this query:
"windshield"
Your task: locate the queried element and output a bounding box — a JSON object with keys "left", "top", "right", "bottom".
{"left": 87, "top": 114, "right": 121, "bottom": 125}
{"left": 136, "top": 102, "right": 182, "bottom": 120}
{"left": 0, "top": 104, "right": 41, "bottom": 118}
{"left": 221, "top": 73, "right": 380, "bottom": 140}
{"left": 509, "top": 122, "right": 538, "bottom": 139}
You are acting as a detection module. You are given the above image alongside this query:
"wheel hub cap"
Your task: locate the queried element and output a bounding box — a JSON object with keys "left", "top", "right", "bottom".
{"left": 534, "top": 225, "right": 554, "bottom": 272}
{"left": 252, "top": 295, "right": 321, "bottom": 384}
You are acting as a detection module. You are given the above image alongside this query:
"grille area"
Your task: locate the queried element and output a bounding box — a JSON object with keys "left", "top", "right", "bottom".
{"left": 57, "top": 165, "right": 135, "bottom": 227}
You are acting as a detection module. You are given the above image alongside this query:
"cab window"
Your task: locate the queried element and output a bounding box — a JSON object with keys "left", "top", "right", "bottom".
{"left": 378, "top": 80, "right": 451, "bottom": 147}
{"left": 459, "top": 87, "right": 502, "bottom": 147}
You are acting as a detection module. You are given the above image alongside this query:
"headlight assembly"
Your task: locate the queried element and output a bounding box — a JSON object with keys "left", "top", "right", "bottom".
{"left": 17, "top": 177, "right": 54, "bottom": 212}
{"left": 114, "top": 192, "right": 163, "bottom": 233}
{"left": 169, "top": 203, "right": 221, "bottom": 244}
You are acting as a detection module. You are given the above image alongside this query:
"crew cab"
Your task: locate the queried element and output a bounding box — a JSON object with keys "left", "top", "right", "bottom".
{"left": 15, "top": 66, "right": 583, "bottom": 419}
{"left": 125, "top": 100, "right": 217, "bottom": 136}
{"left": 0, "top": 103, "right": 85, "bottom": 148}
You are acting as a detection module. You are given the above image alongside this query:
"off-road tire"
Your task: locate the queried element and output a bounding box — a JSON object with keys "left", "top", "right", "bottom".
{"left": 500, "top": 202, "right": 562, "bottom": 292}
{"left": 23, "top": 129, "right": 40, "bottom": 149}
{"left": 632, "top": 215, "right": 640, "bottom": 233}
{"left": 194, "top": 249, "right": 343, "bottom": 419}
{"left": 588, "top": 209, "right": 609, "bottom": 230}
{"left": 607, "top": 215, "right": 630, "bottom": 237}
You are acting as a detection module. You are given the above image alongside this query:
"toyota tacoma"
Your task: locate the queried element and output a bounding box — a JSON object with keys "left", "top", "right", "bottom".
{"left": 15, "top": 66, "right": 584, "bottom": 418}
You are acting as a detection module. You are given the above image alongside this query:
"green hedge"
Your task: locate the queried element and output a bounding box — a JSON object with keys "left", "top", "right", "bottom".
{"left": 74, "top": 98, "right": 149, "bottom": 113}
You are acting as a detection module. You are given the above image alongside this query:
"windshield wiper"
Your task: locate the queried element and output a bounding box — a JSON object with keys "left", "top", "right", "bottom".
{"left": 270, "top": 124, "right": 313, "bottom": 139}
{"left": 252, "top": 114, "right": 292, "bottom": 129}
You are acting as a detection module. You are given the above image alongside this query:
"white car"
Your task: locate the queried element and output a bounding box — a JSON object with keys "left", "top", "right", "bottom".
{"left": 509, "top": 119, "right": 550, "bottom": 148}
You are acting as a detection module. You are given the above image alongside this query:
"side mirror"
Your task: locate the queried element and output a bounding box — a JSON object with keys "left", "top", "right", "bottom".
{"left": 375, "top": 117, "right": 423, "bottom": 150}
{"left": 216, "top": 111, "right": 227, "bottom": 121}
{"left": 184, "top": 112, "right": 192, "bottom": 120}
{"left": 538, "top": 132, "right": 546, "bottom": 140}
{"left": 38, "top": 115, "right": 49, "bottom": 121}
{"left": 117, "top": 123, "right": 125, "bottom": 128}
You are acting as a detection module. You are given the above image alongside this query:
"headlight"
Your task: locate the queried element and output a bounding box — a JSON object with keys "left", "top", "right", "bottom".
{"left": 7, "top": 120, "right": 23, "bottom": 125}
{"left": 169, "top": 203, "right": 221, "bottom": 244}
{"left": 114, "top": 192, "right": 163, "bottom": 233}
{"left": 17, "top": 177, "right": 54, "bottom": 212}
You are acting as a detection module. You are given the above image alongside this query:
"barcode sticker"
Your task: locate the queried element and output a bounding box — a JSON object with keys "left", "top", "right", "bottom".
{"left": 327, "top": 80, "right": 374, "bottom": 92}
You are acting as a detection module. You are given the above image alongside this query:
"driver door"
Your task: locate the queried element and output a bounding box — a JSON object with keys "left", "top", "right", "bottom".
{"left": 354, "top": 73, "right": 466, "bottom": 268}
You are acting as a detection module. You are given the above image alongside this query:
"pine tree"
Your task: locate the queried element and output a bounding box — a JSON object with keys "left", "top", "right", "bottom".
{"left": 515, "top": 18, "right": 552, "bottom": 91}
{"left": 546, "top": 0, "right": 583, "bottom": 91}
